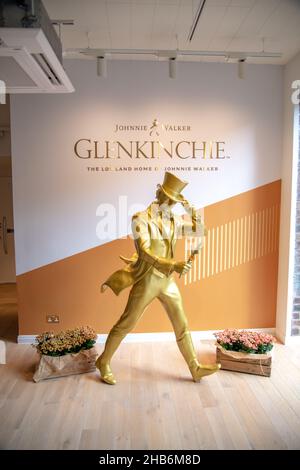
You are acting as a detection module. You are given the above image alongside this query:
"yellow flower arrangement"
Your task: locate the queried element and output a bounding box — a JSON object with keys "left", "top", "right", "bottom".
{"left": 34, "top": 326, "right": 97, "bottom": 356}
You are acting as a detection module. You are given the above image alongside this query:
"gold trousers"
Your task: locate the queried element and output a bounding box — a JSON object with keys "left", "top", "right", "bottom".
{"left": 101, "top": 269, "right": 197, "bottom": 367}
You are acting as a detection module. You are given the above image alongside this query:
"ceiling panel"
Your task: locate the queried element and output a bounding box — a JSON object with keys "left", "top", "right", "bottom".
{"left": 61, "top": 30, "right": 91, "bottom": 50}
{"left": 43, "top": 0, "right": 82, "bottom": 19}
{"left": 260, "top": 0, "right": 300, "bottom": 37}
{"left": 106, "top": 3, "right": 132, "bottom": 48}
{"left": 151, "top": 2, "right": 181, "bottom": 49}
{"left": 224, "top": 36, "right": 265, "bottom": 52}
{"left": 208, "top": 36, "right": 261, "bottom": 52}
{"left": 153, "top": 0, "right": 181, "bottom": 4}
{"left": 188, "top": 6, "right": 228, "bottom": 50}
{"left": 229, "top": 0, "right": 257, "bottom": 6}
{"left": 236, "top": 0, "right": 281, "bottom": 37}
{"left": 75, "top": 3, "right": 109, "bottom": 31}
{"left": 174, "top": 1, "right": 195, "bottom": 47}
{"left": 131, "top": 4, "right": 156, "bottom": 49}
{"left": 41, "top": 0, "right": 300, "bottom": 64}
{"left": 206, "top": 0, "right": 231, "bottom": 6}
{"left": 211, "top": 5, "right": 251, "bottom": 38}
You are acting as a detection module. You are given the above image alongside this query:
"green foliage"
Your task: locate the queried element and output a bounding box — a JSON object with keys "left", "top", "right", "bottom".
{"left": 33, "top": 326, "right": 97, "bottom": 356}
{"left": 44, "top": 339, "right": 96, "bottom": 356}
{"left": 220, "top": 341, "right": 274, "bottom": 354}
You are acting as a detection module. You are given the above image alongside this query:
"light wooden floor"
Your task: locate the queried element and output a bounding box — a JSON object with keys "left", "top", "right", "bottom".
{"left": 0, "top": 285, "right": 300, "bottom": 450}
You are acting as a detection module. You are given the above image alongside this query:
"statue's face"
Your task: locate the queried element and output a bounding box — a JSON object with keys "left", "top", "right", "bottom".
{"left": 156, "top": 189, "right": 176, "bottom": 211}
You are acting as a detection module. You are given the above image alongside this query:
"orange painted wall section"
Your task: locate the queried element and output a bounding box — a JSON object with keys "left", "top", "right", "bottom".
{"left": 17, "top": 180, "right": 281, "bottom": 335}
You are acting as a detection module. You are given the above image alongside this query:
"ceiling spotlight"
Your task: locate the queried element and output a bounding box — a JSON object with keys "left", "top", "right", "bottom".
{"left": 238, "top": 58, "right": 246, "bottom": 79}
{"left": 169, "top": 57, "right": 177, "bottom": 79}
{"left": 97, "top": 55, "right": 107, "bottom": 78}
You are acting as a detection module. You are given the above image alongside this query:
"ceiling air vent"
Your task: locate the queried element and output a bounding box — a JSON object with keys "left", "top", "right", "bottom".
{"left": 0, "top": 0, "right": 74, "bottom": 93}
{"left": 31, "top": 53, "right": 62, "bottom": 86}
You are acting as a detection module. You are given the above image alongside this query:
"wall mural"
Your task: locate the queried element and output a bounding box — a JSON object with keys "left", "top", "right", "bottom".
{"left": 10, "top": 60, "right": 282, "bottom": 336}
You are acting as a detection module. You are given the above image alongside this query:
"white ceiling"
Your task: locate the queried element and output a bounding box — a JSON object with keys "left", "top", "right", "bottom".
{"left": 43, "top": 0, "right": 300, "bottom": 64}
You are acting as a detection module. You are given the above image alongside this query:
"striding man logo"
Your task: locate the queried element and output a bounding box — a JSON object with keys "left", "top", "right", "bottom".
{"left": 149, "top": 118, "right": 160, "bottom": 137}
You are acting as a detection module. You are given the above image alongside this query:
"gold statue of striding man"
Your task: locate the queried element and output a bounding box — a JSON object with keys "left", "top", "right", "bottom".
{"left": 96, "top": 172, "right": 221, "bottom": 384}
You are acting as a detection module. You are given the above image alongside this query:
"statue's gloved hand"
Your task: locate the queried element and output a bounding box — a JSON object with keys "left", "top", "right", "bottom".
{"left": 173, "top": 260, "right": 192, "bottom": 275}
{"left": 179, "top": 199, "right": 205, "bottom": 236}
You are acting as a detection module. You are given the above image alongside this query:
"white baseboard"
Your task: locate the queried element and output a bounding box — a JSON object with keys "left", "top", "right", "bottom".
{"left": 17, "top": 327, "right": 276, "bottom": 345}
{"left": 17, "top": 335, "right": 38, "bottom": 344}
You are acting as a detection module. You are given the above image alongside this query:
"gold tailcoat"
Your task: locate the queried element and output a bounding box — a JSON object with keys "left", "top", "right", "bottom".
{"left": 101, "top": 203, "right": 204, "bottom": 296}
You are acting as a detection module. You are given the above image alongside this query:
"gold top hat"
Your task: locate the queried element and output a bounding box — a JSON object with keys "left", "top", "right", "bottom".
{"left": 160, "top": 172, "right": 188, "bottom": 202}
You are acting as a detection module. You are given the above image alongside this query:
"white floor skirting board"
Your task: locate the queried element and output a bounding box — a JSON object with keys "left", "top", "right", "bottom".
{"left": 17, "top": 328, "right": 276, "bottom": 344}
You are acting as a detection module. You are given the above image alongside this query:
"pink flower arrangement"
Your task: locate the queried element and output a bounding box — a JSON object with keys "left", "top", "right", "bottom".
{"left": 214, "top": 329, "right": 275, "bottom": 354}
{"left": 34, "top": 326, "right": 97, "bottom": 356}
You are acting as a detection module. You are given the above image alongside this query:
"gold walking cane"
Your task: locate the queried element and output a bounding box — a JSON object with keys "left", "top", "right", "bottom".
{"left": 179, "top": 239, "right": 203, "bottom": 278}
{"left": 96, "top": 171, "right": 221, "bottom": 385}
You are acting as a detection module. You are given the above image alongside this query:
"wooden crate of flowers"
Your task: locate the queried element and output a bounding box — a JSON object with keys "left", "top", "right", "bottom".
{"left": 214, "top": 329, "right": 275, "bottom": 377}
{"left": 33, "top": 326, "right": 98, "bottom": 382}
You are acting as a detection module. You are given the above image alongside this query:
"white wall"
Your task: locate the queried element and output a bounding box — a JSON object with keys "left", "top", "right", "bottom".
{"left": 276, "top": 52, "right": 300, "bottom": 343}
{"left": 10, "top": 59, "right": 283, "bottom": 275}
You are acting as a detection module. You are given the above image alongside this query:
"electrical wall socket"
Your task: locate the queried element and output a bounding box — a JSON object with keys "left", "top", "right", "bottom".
{"left": 46, "top": 315, "right": 60, "bottom": 323}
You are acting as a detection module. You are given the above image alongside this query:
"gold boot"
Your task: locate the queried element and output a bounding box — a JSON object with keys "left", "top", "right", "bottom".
{"left": 95, "top": 330, "right": 126, "bottom": 385}
{"left": 189, "top": 358, "right": 221, "bottom": 382}
{"left": 176, "top": 332, "right": 221, "bottom": 382}
{"left": 95, "top": 354, "right": 116, "bottom": 385}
